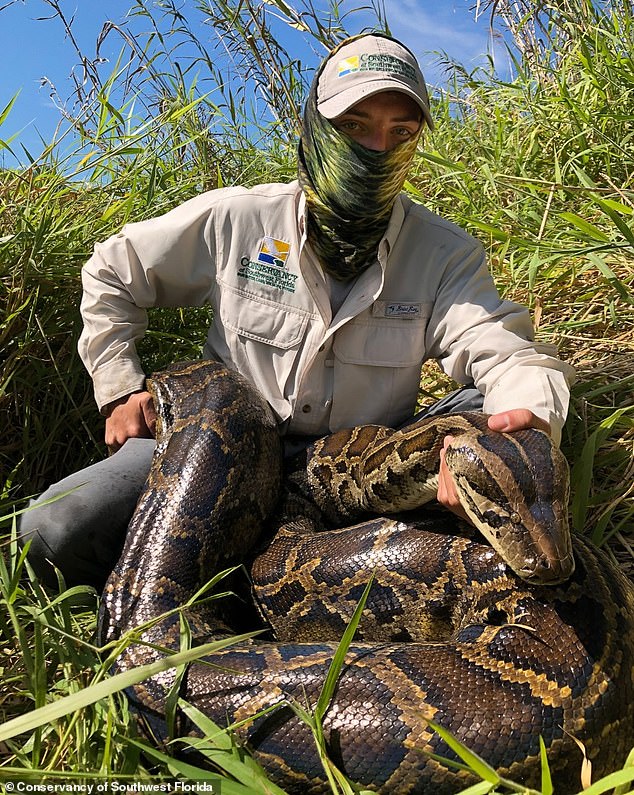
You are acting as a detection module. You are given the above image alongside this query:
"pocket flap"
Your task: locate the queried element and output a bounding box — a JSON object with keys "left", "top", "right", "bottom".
{"left": 218, "top": 281, "right": 310, "bottom": 350}
{"left": 334, "top": 303, "right": 431, "bottom": 367}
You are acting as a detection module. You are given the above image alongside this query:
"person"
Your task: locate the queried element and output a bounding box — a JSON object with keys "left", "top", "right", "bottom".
{"left": 19, "top": 33, "right": 574, "bottom": 589}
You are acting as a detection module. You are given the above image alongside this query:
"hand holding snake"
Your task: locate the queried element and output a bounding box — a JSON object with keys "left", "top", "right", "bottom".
{"left": 438, "top": 409, "right": 551, "bottom": 521}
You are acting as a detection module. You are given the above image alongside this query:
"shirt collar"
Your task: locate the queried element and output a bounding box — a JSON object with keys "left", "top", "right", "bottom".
{"left": 379, "top": 196, "right": 406, "bottom": 264}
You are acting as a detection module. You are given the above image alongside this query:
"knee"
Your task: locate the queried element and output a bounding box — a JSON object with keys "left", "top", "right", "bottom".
{"left": 17, "top": 439, "right": 155, "bottom": 590}
{"left": 17, "top": 479, "right": 126, "bottom": 590}
{"left": 18, "top": 491, "right": 86, "bottom": 589}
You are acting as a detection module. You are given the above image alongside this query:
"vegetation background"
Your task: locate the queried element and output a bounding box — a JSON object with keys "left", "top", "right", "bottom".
{"left": 0, "top": 0, "right": 632, "bottom": 791}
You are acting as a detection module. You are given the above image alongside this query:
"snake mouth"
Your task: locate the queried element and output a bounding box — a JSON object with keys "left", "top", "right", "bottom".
{"left": 517, "top": 552, "right": 576, "bottom": 585}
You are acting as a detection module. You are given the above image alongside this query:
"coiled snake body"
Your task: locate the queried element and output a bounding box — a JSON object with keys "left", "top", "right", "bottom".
{"left": 99, "top": 361, "right": 634, "bottom": 794}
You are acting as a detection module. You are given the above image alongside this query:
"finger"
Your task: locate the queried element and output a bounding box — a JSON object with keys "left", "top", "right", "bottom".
{"left": 488, "top": 409, "right": 550, "bottom": 435}
{"left": 141, "top": 396, "right": 157, "bottom": 437}
{"left": 438, "top": 436, "right": 471, "bottom": 523}
{"left": 438, "top": 437, "right": 459, "bottom": 507}
{"left": 105, "top": 429, "right": 122, "bottom": 455}
{"left": 488, "top": 409, "right": 532, "bottom": 433}
{"left": 437, "top": 449, "right": 449, "bottom": 504}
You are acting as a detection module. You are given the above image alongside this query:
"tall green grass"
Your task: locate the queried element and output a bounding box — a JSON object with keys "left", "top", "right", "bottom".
{"left": 1, "top": 0, "right": 633, "bottom": 791}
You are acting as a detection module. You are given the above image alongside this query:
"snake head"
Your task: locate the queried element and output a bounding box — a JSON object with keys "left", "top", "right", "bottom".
{"left": 445, "top": 426, "right": 574, "bottom": 585}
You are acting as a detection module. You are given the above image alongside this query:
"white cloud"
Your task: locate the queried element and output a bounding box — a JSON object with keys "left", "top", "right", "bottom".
{"left": 380, "top": 0, "right": 499, "bottom": 86}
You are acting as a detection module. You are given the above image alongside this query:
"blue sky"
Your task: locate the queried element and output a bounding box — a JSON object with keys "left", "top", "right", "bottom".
{"left": 0, "top": 0, "right": 501, "bottom": 165}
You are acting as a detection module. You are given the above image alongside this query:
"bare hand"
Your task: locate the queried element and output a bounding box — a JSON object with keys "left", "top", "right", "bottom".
{"left": 437, "top": 409, "right": 551, "bottom": 523}
{"left": 437, "top": 435, "right": 470, "bottom": 522}
{"left": 104, "top": 391, "right": 157, "bottom": 453}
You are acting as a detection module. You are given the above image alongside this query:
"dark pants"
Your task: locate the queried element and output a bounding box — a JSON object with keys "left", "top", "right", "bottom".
{"left": 18, "top": 387, "right": 484, "bottom": 590}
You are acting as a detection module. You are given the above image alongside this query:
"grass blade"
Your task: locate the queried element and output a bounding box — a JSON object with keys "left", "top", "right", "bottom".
{"left": 426, "top": 719, "right": 500, "bottom": 786}
{"left": 0, "top": 633, "right": 258, "bottom": 743}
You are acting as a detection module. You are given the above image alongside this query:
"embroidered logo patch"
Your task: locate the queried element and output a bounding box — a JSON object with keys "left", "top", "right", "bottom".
{"left": 238, "top": 236, "right": 298, "bottom": 293}
{"left": 336, "top": 54, "right": 418, "bottom": 82}
{"left": 337, "top": 56, "right": 360, "bottom": 77}
{"left": 257, "top": 236, "right": 290, "bottom": 268}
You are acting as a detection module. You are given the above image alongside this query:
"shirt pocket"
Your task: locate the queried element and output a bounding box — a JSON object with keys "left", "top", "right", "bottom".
{"left": 217, "top": 281, "right": 310, "bottom": 349}
{"left": 332, "top": 301, "right": 432, "bottom": 366}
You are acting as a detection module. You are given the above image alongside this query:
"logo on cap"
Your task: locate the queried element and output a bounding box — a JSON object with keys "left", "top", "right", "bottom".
{"left": 336, "top": 53, "right": 418, "bottom": 83}
{"left": 337, "top": 56, "right": 360, "bottom": 77}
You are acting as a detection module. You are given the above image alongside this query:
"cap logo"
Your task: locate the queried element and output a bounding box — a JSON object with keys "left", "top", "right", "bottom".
{"left": 336, "top": 53, "right": 418, "bottom": 83}
{"left": 337, "top": 56, "right": 360, "bottom": 76}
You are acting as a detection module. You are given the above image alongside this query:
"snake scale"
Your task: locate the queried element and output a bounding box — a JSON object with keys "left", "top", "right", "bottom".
{"left": 99, "top": 360, "right": 634, "bottom": 794}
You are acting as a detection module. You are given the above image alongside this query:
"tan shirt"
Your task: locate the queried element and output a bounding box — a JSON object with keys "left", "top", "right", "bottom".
{"left": 79, "top": 181, "right": 574, "bottom": 442}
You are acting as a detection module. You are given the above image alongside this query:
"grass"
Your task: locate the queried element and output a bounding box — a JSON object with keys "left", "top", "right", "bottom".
{"left": 0, "top": 0, "right": 633, "bottom": 791}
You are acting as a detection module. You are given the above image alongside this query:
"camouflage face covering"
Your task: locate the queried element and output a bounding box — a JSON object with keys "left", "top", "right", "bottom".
{"left": 297, "top": 62, "right": 421, "bottom": 281}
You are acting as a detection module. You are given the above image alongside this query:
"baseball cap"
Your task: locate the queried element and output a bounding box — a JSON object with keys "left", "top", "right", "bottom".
{"left": 317, "top": 35, "right": 434, "bottom": 130}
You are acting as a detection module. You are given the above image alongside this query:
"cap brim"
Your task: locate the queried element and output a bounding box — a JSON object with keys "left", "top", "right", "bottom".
{"left": 318, "top": 81, "right": 434, "bottom": 131}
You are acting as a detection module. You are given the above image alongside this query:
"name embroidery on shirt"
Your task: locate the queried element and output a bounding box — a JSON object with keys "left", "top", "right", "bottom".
{"left": 385, "top": 302, "right": 422, "bottom": 317}
{"left": 238, "top": 236, "right": 298, "bottom": 293}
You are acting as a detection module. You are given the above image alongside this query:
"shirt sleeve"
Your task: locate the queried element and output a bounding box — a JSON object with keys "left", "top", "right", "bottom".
{"left": 78, "top": 192, "right": 219, "bottom": 412}
{"left": 424, "top": 239, "right": 575, "bottom": 445}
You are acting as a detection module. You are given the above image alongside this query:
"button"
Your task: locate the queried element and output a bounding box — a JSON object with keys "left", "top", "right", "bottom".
{"left": 302, "top": 404, "right": 312, "bottom": 413}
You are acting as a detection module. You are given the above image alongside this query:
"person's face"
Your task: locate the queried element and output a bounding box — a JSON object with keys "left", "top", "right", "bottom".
{"left": 330, "top": 91, "right": 422, "bottom": 152}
